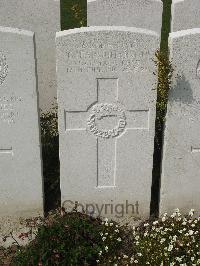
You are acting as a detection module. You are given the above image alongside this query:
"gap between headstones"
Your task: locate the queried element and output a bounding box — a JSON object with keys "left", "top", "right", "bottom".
{"left": 150, "top": 0, "right": 172, "bottom": 217}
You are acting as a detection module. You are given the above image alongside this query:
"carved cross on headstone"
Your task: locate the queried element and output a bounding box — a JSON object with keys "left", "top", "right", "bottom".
{"left": 0, "top": 147, "right": 13, "bottom": 155}
{"left": 191, "top": 146, "right": 200, "bottom": 153}
{"left": 65, "top": 78, "right": 149, "bottom": 188}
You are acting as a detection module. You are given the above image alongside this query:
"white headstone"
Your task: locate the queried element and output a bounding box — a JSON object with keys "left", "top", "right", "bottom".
{"left": 0, "top": 27, "right": 43, "bottom": 243}
{"left": 160, "top": 29, "right": 200, "bottom": 216}
{"left": 0, "top": 0, "right": 60, "bottom": 111}
{"left": 56, "top": 27, "right": 159, "bottom": 219}
{"left": 172, "top": 0, "right": 200, "bottom": 32}
{"left": 87, "top": 0, "right": 163, "bottom": 34}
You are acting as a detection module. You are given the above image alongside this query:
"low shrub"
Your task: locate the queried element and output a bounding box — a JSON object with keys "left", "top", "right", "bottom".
{"left": 40, "top": 106, "right": 60, "bottom": 212}
{"left": 96, "top": 210, "right": 200, "bottom": 265}
{"left": 122, "top": 209, "right": 200, "bottom": 265}
{"left": 3, "top": 209, "right": 199, "bottom": 266}
{"left": 11, "top": 210, "right": 128, "bottom": 266}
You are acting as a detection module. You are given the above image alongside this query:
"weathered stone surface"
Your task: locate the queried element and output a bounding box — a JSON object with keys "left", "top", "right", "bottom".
{"left": 172, "top": 0, "right": 200, "bottom": 32}
{"left": 87, "top": 0, "right": 163, "bottom": 34}
{"left": 160, "top": 29, "right": 200, "bottom": 216}
{"left": 0, "top": 27, "right": 43, "bottom": 244}
{"left": 0, "top": 0, "right": 60, "bottom": 111}
{"left": 56, "top": 27, "right": 159, "bottom": 219}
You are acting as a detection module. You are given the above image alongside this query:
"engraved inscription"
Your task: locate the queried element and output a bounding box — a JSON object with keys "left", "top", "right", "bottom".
{"left": 59, "top": 32, "right": 152, "bottom": 74}
{"left": 0, "top": 52, "right": 8, "bottom": 85}
{"left": 100, "top": 0, "right": 152, "bottom": 8}
{"left": 65, "top": 49, "right": 149, "bottom": 73}
{"left": 0, "top": 95, "right": 22, "bottom": 124}
{"left": 87, "top": 103, "right": 126, "bottom": 139}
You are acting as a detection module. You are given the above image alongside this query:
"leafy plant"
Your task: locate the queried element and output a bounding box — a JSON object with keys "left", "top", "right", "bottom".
{"left": 97, "top": 210, "right": 200, "bottom": 265}
{"left": 151, "top": 50, "right": 173, "bottom": 216}
{"left": 154, "top": 50, "right": 173, "bottom": 140}
{"left": 128, "top": 209, "right": 200, "bottom": 265}
{"left": 40, "top": 106, "right": 60, "bottom": 212}
{"left": 61, "top": 0, "right": 87, "bottom": 31}
{"left": 11, "top": 210, "right": 126, "bottom": 266}
{"left": 4, "top": 209, "right": 199, "bottom": 265}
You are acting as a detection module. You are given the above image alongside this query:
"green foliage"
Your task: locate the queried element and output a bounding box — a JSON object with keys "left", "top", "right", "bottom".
{"left": 11, "top": 211, "right": 126, "bottom": 266}
{"left": 98, "top": 210, "right": 200, "bottom": 265}
{"left": 155, "top": 50, "right": 173, "bottom": 134}
{"left": 151, "top": 0, "right": 173, "bottom": 216}
{"left": 161, "top": 0, "right": 172, "bottom": 52}
{"left": 6, "top": 210, "right": 200, "bottom": 265}
{"left": 40, "top": 106, "right": 58, "bottom": 141}
{"left": 129, "top": 210, "right": 200, "bottom": 265}
{"left": 61, "top": 0, "right": 87, "bottom": 30}
{"left": 40, "top": 107, "right": 60, "bottom": 212}
{"left": 157, "top": 0, "right": 173, "bottom": 128}
{"left": 151, "top": 50, "right": 173, "bottom": 215}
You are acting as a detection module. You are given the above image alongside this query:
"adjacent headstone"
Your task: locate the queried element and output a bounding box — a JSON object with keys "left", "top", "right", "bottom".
{"left": 87, "top": 0, "right": 163, "bottom": 34}
{"left": 0, "top": 27, "right": 43, "bottom": 244}
{"left": 0, "top": 0, "right": 60, "bottom": 111}
{"left": 160, "top": 29, "right": 200, "bottom": 216}
{"left": 172, "top": 0, "right": 200, "bottom": 32}
{"left": 56, "top": 27, "right": 159, "bottom": 219}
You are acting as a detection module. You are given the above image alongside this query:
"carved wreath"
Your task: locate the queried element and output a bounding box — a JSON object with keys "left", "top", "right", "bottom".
{"left": 0, "top": 52, "right": 8, "bottom": 85}
{"left": 87, "top": 103, "right": 126, "bottom": 139}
